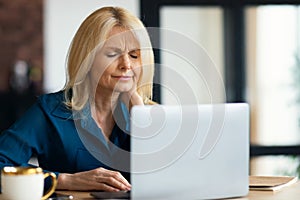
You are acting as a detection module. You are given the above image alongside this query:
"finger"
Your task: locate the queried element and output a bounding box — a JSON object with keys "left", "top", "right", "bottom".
{"left": 93, "top": 181, "right": 121, "bottom": 192}
{"left": 106, "top": 170, "right": 131, "bottom": 187}
{"left": 96, "top": 168, "right": 131, "bottom": 190}
{"left": 97, "top": 176, "right": 130, "bottom": 191}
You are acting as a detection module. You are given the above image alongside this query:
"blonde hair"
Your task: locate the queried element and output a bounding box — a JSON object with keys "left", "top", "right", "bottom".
{"left": 63, "top": 6, "right": 154, "bottom": 110}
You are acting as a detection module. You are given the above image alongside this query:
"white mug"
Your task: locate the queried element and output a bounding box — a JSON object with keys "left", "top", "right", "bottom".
{"left": 1, "top": 166, "right": 57, "bottom": 200}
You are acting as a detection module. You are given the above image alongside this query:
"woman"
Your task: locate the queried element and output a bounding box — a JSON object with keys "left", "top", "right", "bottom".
{"left": 0, "top": 6, "right": 155, "bottom": 192}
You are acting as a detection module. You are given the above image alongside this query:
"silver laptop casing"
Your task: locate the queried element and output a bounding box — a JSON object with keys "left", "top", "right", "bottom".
{"left": 131, "top": 103, "right": 249, "bottom": 200}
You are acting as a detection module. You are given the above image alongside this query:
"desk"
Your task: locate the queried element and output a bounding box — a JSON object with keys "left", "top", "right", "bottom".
{"left": 56, "top": 181, "right": 300, "bottom": 200}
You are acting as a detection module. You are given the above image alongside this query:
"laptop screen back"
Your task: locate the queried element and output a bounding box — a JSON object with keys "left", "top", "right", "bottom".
{"left": 130, "top": 103, "right": 249, "bottom": 200}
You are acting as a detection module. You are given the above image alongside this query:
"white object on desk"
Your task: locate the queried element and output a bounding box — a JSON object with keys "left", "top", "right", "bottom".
{"left": 1, "top": 166, "right": 56, "bottom": 200}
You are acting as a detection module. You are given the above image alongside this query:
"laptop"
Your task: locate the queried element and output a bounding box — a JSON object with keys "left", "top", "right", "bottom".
{"left": 130, "top": 103, "right": 249, "bottom": 200}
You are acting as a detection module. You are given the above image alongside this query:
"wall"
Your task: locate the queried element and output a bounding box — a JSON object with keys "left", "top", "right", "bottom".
{"left": 0, "top": 0, "right": 43, "bottom": 93}
{"left": 0, "top": 0, "right": 43, "bottom": 131}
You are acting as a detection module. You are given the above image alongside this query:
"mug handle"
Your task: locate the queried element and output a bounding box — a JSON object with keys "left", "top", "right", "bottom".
{"left": 41, "top": 172, "right": 57, "bottom": 200}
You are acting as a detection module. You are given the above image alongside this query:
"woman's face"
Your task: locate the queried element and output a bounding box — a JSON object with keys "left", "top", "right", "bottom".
{"left": 90, "top": 26, "right": 142, "bottom": 94}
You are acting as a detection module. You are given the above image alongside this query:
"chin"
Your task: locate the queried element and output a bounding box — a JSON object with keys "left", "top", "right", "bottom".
{"left": 113, "top": 85, "right": 132, "bottom": 93}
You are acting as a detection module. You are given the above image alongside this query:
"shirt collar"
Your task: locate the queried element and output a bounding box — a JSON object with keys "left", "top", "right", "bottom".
{"left": 78, "top": 100, "right": 130, "bottom": 136}
{"left": 77, "top": 100, "right": 130, "bottom": 152}
{"left": 50, "top": 97, "right": 131, "bottom": 136}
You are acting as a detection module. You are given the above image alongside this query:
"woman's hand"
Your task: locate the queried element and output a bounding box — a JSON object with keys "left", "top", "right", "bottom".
{"left": 121, "top": 76, "right": 144, "bottom": 107}
{"left": 122, "top": 90, "right": 143, "bottom": 106}
{"left": 56, "top": 167, "right": 131, "bottom": 191}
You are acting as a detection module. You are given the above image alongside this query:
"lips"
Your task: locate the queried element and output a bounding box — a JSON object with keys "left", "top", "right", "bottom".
{"left": 112, "top": 75, "right": 133, "bottom": 80}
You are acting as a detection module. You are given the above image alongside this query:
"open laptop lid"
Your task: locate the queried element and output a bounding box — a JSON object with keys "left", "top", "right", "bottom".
{"left": 130, "top": 103, "right": 249, "bottom": 200}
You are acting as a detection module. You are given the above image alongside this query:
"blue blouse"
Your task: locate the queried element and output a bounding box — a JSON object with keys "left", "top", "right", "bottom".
{"left": 0, "top": 91, "right": 131, "bottom": 186}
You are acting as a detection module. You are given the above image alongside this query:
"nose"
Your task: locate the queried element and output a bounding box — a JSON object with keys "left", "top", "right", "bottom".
{"left": 119, "top": 54, "right": 131, "bottom": 70}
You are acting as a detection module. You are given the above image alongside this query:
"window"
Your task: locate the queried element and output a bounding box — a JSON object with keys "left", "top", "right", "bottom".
{"left": 141, "top": 0, "right": 300, "bottom": 176}
{"left": 160, "top": 6, "right": 225, "bottom": 105}
{"left": 246, "top": 5, "right": 300, "bottom": 176}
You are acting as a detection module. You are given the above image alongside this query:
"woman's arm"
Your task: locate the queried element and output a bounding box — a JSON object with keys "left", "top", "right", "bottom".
{"left": 0, "top": 102, "right": 48, "bottom": 169}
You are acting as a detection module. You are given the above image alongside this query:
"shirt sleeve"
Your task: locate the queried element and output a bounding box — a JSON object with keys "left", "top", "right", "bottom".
{"left": 0, "top": 100, "right": 62, "bottom": 191}
{"left": 0, "top": 102, "right": 50, "bottom": 168}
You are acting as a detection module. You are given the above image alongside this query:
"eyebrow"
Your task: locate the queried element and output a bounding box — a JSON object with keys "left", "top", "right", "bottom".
{"left": 104, "top": 46, "right": 140, "bottom": 52}
{"left": 104, "top": 47, "right": 122, "bottom": 52}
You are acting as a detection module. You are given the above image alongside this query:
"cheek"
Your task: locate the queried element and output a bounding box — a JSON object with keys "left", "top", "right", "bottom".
{"left": 91, "top": 51, "right": 115, "bottom": 76}
{"left": 90, "top": 66, "right": 112, "bottom": 88}
{"left": 91, "top": 60, "right": 115, "bottom": 83}
{"left": 133, "top": 66, "right": 142, "bottom": 79}
{"left": 92, "top": 61, "right": 109, "bottom": 76}
{"left": 99, "top": 69, "right": 113, "bottom": 84}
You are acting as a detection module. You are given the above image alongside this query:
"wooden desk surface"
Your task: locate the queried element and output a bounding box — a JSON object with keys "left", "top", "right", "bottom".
{"left": 56, "top": 181, "right": 300, "bottom": 200}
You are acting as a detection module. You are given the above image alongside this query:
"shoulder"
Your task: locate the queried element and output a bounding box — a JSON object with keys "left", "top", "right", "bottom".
{"left": 37, "top": 90, "right": 64, "bottom": 108}
{"left": 37, "top": 90, "right": 72, "bottom": 119}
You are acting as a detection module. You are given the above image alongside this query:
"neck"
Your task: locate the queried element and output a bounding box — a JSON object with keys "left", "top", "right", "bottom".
{"left": 90, "top": 87, "right": 119, "bottom": 141}
{"left": 92, "top": 87, "right": 119, "bottom": 113}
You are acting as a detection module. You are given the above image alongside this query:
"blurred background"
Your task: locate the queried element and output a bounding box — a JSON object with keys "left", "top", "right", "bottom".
{"left": 0, "top": 0, "right": 300, "bottom": 177}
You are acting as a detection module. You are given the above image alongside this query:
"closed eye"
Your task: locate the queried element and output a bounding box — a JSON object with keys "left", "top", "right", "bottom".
{"left": 106, "top": 53, "right": 118, "bottom": 58}
{"left": 130, "top": 54, "right": 138, "bottom": 59}
{"left": 129, "top": 50, "right": 140, "bottom": 59}
{"left": 104, "top": 47, "right": 122, "bottom": 58}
